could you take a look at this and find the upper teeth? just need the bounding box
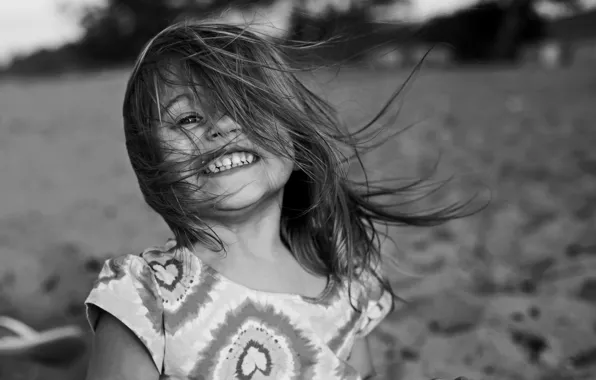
[206,152,255,174]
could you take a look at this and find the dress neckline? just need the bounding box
[178,245,339,305]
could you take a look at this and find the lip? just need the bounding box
[201,145,260,164]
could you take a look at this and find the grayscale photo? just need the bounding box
[0,0,595,379]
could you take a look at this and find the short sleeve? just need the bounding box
[354,265,394,338]
[85,254,164,373]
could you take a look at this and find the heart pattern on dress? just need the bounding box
[149,258,183,291]
[237,341,272,379]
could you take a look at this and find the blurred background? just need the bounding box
[0,0,595,379]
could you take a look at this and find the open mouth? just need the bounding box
[203,151,259,174]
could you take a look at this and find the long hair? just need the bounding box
[123,21,483,308]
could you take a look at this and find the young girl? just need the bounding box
[84,21,474,380]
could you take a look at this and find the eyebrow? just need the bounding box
[161,93,192,118]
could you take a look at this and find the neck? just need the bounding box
[195,192,289,262]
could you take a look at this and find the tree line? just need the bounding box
[1,0,582,76]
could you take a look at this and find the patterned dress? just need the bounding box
[85,239,392,380]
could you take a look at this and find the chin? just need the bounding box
[204,182,283,214]
[199,195,281,225]
[214,195,266,212]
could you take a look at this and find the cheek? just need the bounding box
[159,130,201,164]
[284,156,295,174]
[269,156,294,186]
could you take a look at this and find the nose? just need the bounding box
[205,116,241,141]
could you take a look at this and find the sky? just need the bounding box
[0,0,594,65]
[0,0,99,64]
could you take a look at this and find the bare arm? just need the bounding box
[347,336,376,380]
[85,312,160,380]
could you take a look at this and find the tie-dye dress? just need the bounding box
[85,239,392,380]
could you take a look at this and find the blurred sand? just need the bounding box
[0,65,595,379]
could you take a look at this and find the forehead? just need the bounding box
[154,63,202,100]
[159,83,197,105]
[149,64,212,118]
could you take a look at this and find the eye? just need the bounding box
[176,113,205,127]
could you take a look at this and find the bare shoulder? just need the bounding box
[86,311,160,380]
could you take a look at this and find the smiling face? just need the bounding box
[122,24,329,249]
[156,82,295,217]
